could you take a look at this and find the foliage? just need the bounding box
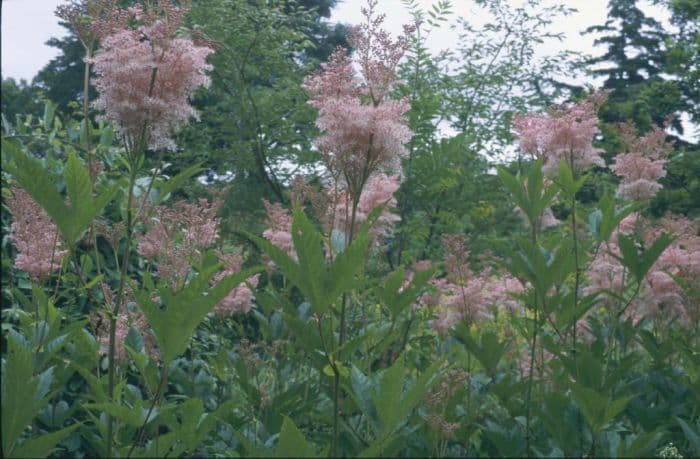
[1,0,699,458]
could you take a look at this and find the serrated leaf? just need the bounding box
[135,253,262,364]
[2,141,118,245]
[677,417,700,455]
[9,423,79,459]
[152,163,202,205]
[275,416,320,458]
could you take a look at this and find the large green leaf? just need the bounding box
[2,140,118,245]
[1,332,58,457]
[135,253,262,364]
[616,233,673,284]
[569,381,634,434]
[247,206,375,316]
[452,326,507,376]
[677,417,700,455]
[377,265,437,319]
[8,423,80,459]
[275,416,321,458]
[151,163,202,205]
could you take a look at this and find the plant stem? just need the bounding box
[525,297,538,457]
[127,364,169,458]
[571,194,580,357]
[106,163,138,457]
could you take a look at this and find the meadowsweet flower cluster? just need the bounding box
[138,198,222,288]
[587,212,700,326]
[610,123,672,201]
[303,0,413,202]
[6,187,67,281]
[426,235,525,335]
[262,174,402,257]
[513,93,607,175]
[56,0,131,49]
[210,251,260,316]
[329,173,401,241]
[88,0,213,151]
[262,199,296,261]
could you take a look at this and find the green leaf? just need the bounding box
[42,102,55,131]
[152,163,202,205]
[676,417,700,455]
[9,423,79,459]
[2,333,42,456]
[616,428,662,458]
[275,416,320,458]
[374,359,406,434]
[569,382,607,433]
[2,141,118,245]
[378,265,436,319]
[452,325,506,376]
[291,207,326,309]
[596,193,640,243]
[569,381,634,434]
[2,139,73,240]
[349,365,381,432]
[616,233,673,284]
[84,402,150,427]
[135,253,262,364]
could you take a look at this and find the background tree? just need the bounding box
[0,78,44,123]
[583,0,700,217]
[177,0,348,233]
[391,0,577,265]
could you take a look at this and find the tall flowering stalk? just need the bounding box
[514,92,607,358]
[81,0,214,454]
[301,2,413,453]
[303,0,413,243]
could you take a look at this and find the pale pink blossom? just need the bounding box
[513,93,607,175]
[425,235,527,334]
[610,125,672,201]
[262,200,296,261]
[138,198,222,288]
[587,212,700,327]
[330,173,401,242]
[210,252,259,316]
[6,187,68,281]
[303,0,413,200]
[88,0,213,151]
[515,206,561,231]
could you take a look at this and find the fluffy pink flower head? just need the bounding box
[6,187,68,281]
[425,235,527,335]
[513,93,606,175]
[303,0,413,199]
[330,173,401,242]
[210,252,260,316]
[88,0,213,152]
[586,212,700,326]
[610,124,672,201]
[94,283,159,363]
[262,199,296,261]
[138,198,222,288]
